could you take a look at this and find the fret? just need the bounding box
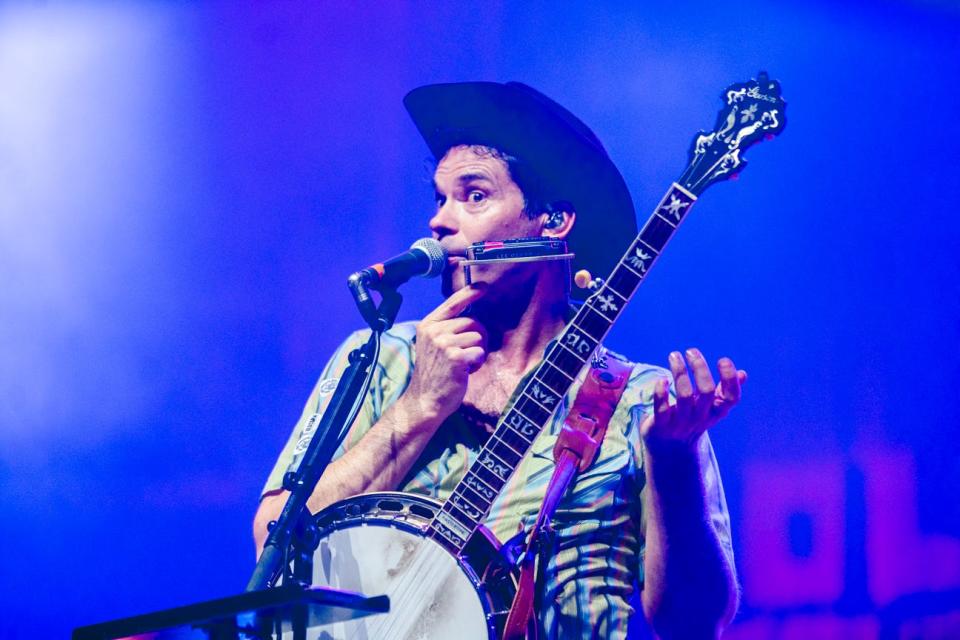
[585,300,614,322]
[655,212,678,228]
[639,214,675,253]
[449,492,485,521]
[490,429,525,458]
[638,237,659,254]
[510,407,537,432]
[434,509,471,542]
[482,444,513,469]
[429,522,466,552]
[569,320,601,343]
[504,411,539,442]
[520,390,552,415]
[601,284,627,303]
[470,464,506,496]
[621,239,656,278]
[556,338,590,362]
[497,422,534,453]
[656,184,696,225]
[488,436,522,467]
[559,328,598,360]
[512,402,545,429]
[532,370,567,399]
[455,484,494,514]
[477,450,512,481]
[543,358,575,383]
[546,343,589,380]
[575,307,612,344]
[513,395,552,425]
[443,500,481,530]
[524,379,561,411]
[619,260,643,278]
[606,265,642,300]
[463,470,498,502]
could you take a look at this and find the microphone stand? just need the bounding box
[247,276,402,606]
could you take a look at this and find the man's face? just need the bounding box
[430,145,543,296]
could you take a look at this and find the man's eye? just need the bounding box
[468,191,486,203]
[435,195,446,208]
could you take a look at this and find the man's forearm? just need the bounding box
[253,394,443,554]
[303,394,444,511]
[640,441,738,639]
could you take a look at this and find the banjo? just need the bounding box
[296,73,786,639]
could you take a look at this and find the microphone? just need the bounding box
[349,238,448,289]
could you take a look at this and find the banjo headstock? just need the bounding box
[678,71,787,196]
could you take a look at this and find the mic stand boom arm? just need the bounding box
[247,281,402,593]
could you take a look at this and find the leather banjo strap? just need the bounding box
[502,349,634,640]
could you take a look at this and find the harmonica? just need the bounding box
[462,238,574,285]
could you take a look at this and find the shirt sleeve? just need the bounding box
[259,329,375,498]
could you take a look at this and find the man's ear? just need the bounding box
[540,209,576,240]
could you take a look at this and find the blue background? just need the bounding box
[1,1,958,637]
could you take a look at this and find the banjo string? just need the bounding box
[347,532,447,639]
[381,540,452,638]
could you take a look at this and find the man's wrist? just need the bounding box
[642,435,708,508]
[389,392,447,437]
[643,433,702,465]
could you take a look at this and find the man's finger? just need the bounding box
[423,283,487,322]
[446,330,486,349]
[643,376,673,439]
[433,316,488,337]
[687,348,717,396]
[716,357,742,404]
[669,351,694,420]
[652,376,672,421]
[456,346,487,369]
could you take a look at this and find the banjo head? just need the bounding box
[299,492,510,640]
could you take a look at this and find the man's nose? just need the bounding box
[428,201,457,239]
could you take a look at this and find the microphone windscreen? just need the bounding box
[410,238,447,278]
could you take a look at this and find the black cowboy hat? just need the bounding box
[403,81,638,300]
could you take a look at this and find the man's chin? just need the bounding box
[441,273,453,298]
[441,268,460,298]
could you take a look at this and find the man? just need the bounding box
[255,82,744,639]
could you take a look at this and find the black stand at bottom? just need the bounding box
[72,585,389,640]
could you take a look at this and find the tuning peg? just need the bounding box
[574,269,593,289]
[575,269,604,292]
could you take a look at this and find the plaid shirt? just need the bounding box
[262,321,734,639]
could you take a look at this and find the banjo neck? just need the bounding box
[426,71,787,556]
[427,183,698,554]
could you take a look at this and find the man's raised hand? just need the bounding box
[641,348,747,454]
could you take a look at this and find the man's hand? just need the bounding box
[403,283,488,424]
[641,348,748,454]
